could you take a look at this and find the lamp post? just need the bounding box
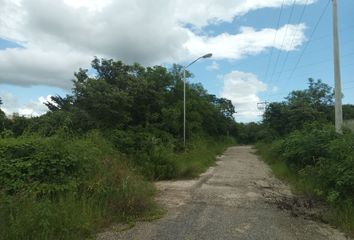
[183,53,212,147]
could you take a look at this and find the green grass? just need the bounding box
[255,143,300,191]
[173,136,235,178]
[255,142,354,237]
[323,200,354,235]
[0,132,158,240]
[0,134,234,240]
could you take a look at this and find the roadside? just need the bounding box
[97,146,349,240]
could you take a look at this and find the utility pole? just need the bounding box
[332,0,343,133]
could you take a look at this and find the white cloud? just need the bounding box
[0,92,52,117]
[185,24,306,60]
[221,70,267,122]
[0,46,90,89]
[206,61,219,71]
[173,0,315,28]
[0,0,313,89]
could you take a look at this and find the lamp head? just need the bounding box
[202,53,212,58]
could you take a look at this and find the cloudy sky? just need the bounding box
[0,0,353,121]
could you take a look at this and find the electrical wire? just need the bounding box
[262,0,286,83]
[268,0,297,88]
[272,0,309,87]
[286,0,331,83]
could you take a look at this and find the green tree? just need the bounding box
[44,58,235,139]
[263,78,334,136]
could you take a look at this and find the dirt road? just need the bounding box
[98,146,349,240]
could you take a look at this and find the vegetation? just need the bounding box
[252,79,354,235]
[0,58,236,239]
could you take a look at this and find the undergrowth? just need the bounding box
[0,130,234,240]
[256,124,354,236]
[0,131,157,240]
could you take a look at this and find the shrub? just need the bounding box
[109,127,178,180]
[0,136,81,195]
[316,131,354,202]
[257,124,354,235]
[0,132,156,240]
[280,123,337,170]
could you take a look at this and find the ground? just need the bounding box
[97,146,350,240]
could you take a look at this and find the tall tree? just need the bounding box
[264,79,334,136]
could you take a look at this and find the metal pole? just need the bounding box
[182,53,212,148]
[183,67,186,147]
[332,0,343,133]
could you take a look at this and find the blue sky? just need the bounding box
[0,0,353,122]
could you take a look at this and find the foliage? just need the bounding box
[0,58,237,239]
[257,126,354,236]
[0,132,157,240]
[280,123,337,170]
[30,58,234,138]
[172,136,235,178]
[255,78,354,235]
[343,104,354,120]
[109,128,234,180]
[263,79,334,137]
[235,122,277,144]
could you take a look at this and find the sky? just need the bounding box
[0,0,353,122]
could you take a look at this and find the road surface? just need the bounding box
[98,146,349,240]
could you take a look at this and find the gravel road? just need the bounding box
[97,146,350,240]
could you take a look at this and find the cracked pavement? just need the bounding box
[98,146,350,240]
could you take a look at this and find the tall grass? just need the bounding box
[173,136,235,178]
[0,132,157,240]
[256,127,354,237]
[0,131,234,240]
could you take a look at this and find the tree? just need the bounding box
[44,58,235,139]
[343,104,354,120]
[263,78,334,136]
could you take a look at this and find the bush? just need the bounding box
[110,129,234,180]
[109,127,178,180]
[315,131,354,202]
[0,136,81,195]
[0,132,156,240]
[280,123,337,170]
[257,124,354,236]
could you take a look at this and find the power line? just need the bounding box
[268,51,354,79]
[306,23,354,43]
[273,0,309,88]
[262,0,285,84]
[264,60,354,99]
[286,0,331,83]
[288,59,354,81]
[268,0,297,89]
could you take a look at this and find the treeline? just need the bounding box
[250,78,354,235]
[0,58,236,239]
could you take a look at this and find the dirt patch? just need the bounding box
[271,195,328,221]
[255,177,330,223]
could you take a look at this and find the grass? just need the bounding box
[0,134,234,240]
[173,136,235,178]
[0,132,158,240]
[324,200,354,235]
[255,142,354,237]
[0,172,159,240]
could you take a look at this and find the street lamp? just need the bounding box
[183,53,213,147]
